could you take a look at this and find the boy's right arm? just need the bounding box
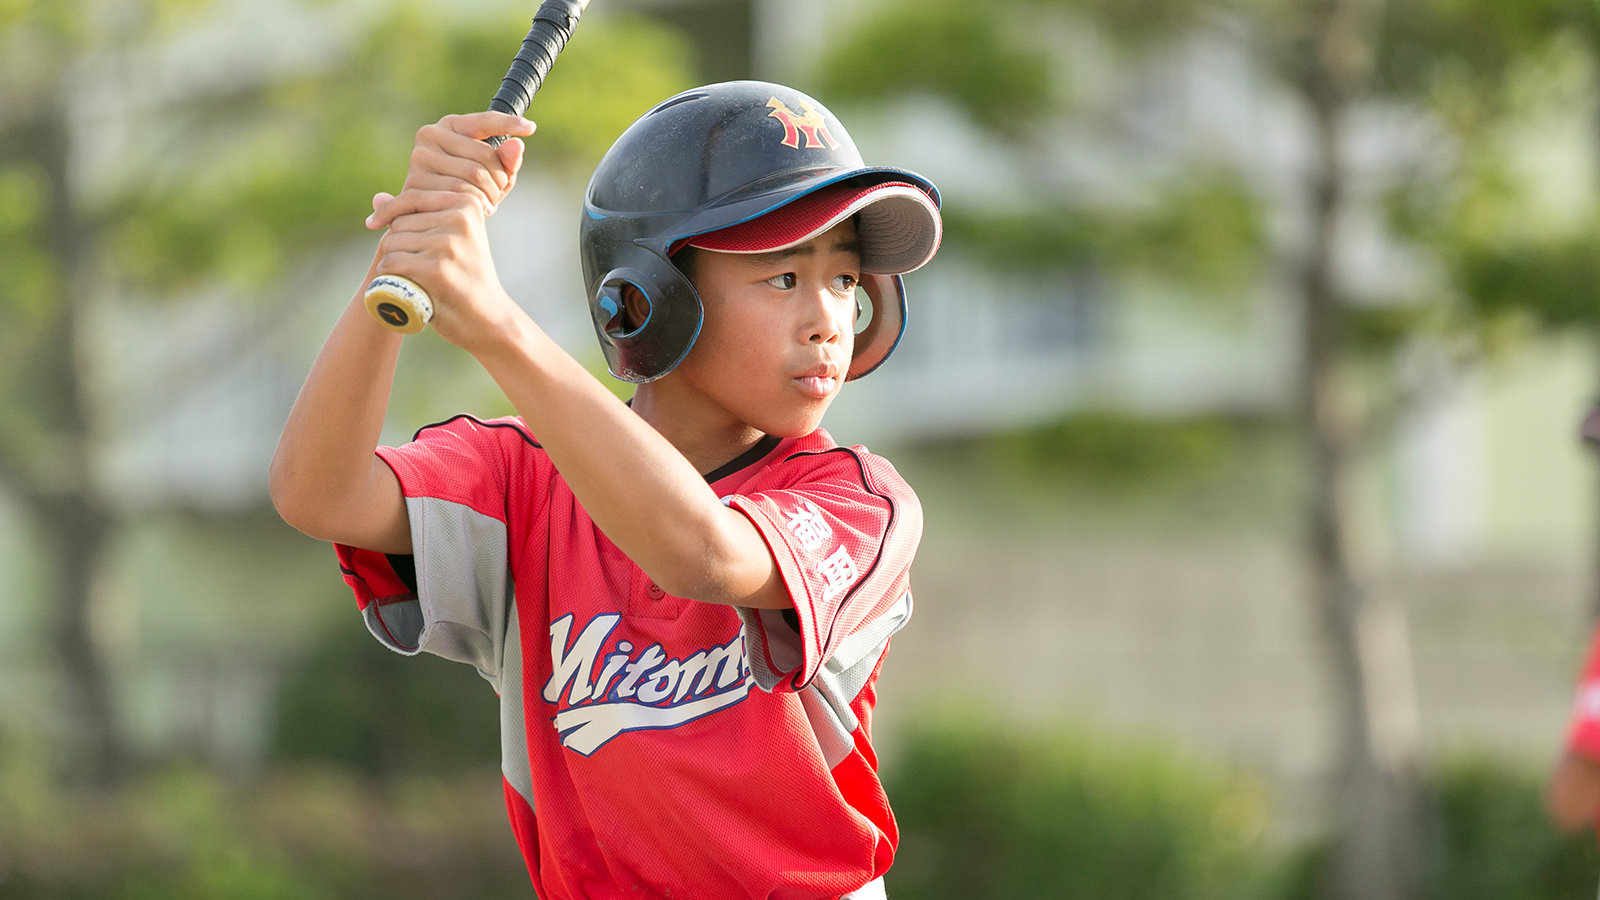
[268,256,411,554]
[270,111,529,554]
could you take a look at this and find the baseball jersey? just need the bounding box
[1566,625,1600,760]
[333,414,921,899]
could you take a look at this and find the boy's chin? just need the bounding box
[758,406,831,439]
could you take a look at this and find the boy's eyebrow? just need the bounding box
[746,237,864,266]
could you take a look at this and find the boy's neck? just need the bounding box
[628,385,770,477]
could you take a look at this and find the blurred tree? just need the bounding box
[1266,6,1427,899]
[1374,0,1600,615]
[818,1,1593,898]
[0,0,691,783]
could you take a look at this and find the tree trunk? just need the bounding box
[1588,342,1600,621]
[23,102,127,784]
[1295,1,1423,897]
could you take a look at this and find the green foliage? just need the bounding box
[0,750,526,899]
[0,163,56,324]
[883,723,1600,900]
[1453,232,1600,333]
[983,409,1242,488]
[1421,753,1600,900]
[943,169,1265,292]
[5,722,1599,898]
[1378,0,1562,103]
[815,0,1054,135]
[1372,0,1600,339]
[98,6,694,294]
[884,719,1280,900]
[1376,0,1600,113]
[1110,172,1268,293]
[270,617,500,777]
[0,0,86,48]
[1024,0,1206,45]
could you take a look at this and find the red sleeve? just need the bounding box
[1567,626,1600,759]
[372,414,520,519]
[332,415,538,668]
[727,446,921,691]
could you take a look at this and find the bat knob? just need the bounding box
[364,274,433,334]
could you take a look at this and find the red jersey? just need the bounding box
[1566,625,1600,760]
[334,415,920,899]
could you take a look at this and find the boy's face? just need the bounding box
[670,219,862,438]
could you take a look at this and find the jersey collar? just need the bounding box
[703,434,782,485]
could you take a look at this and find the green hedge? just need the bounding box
[883,722,1600,900]
[883,720,1281,899]
[1421,753,1599,900]
[5,723,1600,897]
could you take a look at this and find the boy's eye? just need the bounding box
[766,273,797,290]
[832,274,859,293]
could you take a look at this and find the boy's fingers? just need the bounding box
[367,192,399,229]
[409,135,515,203]
[435,112,536,144]
[372,114,532,230]
[367,189,482,231]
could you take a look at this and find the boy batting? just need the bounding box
[270,81,942,898]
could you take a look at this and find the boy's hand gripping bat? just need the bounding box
[364,0,591,334]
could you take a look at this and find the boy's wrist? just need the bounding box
[462,297,542,365]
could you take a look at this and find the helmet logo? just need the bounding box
[765,98,840,150]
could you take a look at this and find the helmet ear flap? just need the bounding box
[847,273,907,381]
[589,262,705,383]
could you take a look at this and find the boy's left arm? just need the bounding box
[725,453,922,691]
[375,118,790,611]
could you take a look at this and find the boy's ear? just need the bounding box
[621,283,651,333]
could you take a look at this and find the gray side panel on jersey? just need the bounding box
[775,592,913,768]
[821,590,913,701]
[362,495,511,685]
[741,607,804,691]
[499,601,535,810]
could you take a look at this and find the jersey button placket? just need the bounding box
[628,568,684,618]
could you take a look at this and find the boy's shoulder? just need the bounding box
[410,413,540,449]
[390,414,551,493]
[742,428,915,499]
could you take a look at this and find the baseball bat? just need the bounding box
[364,0,591,334]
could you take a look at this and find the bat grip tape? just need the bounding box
[484,2,584,145]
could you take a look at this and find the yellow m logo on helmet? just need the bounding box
[766,98,841,150]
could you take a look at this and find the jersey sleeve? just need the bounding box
[1567,625,1600,760]
[725,446,921,692]
[334,415,536,690]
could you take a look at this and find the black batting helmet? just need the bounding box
[579,80,942,383]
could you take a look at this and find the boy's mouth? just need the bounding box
[793,364,840,398]
[795,375,838,398]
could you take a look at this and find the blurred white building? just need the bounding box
[18,0,1591,791]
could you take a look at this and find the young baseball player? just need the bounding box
[1549,408,1600,835]
[1550,621,1600,832]
[270,81,942,899]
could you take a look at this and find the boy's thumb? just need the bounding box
[497,137,526,180]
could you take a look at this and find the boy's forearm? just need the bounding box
[270,259,411,552]
[471,312,785,609]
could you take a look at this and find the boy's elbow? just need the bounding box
[654,512,779,608]
[268,453,327,539]
[268,461,308,534]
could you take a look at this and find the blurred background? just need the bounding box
[5,0,1600,897]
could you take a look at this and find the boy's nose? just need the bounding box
[804,290,845,345]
